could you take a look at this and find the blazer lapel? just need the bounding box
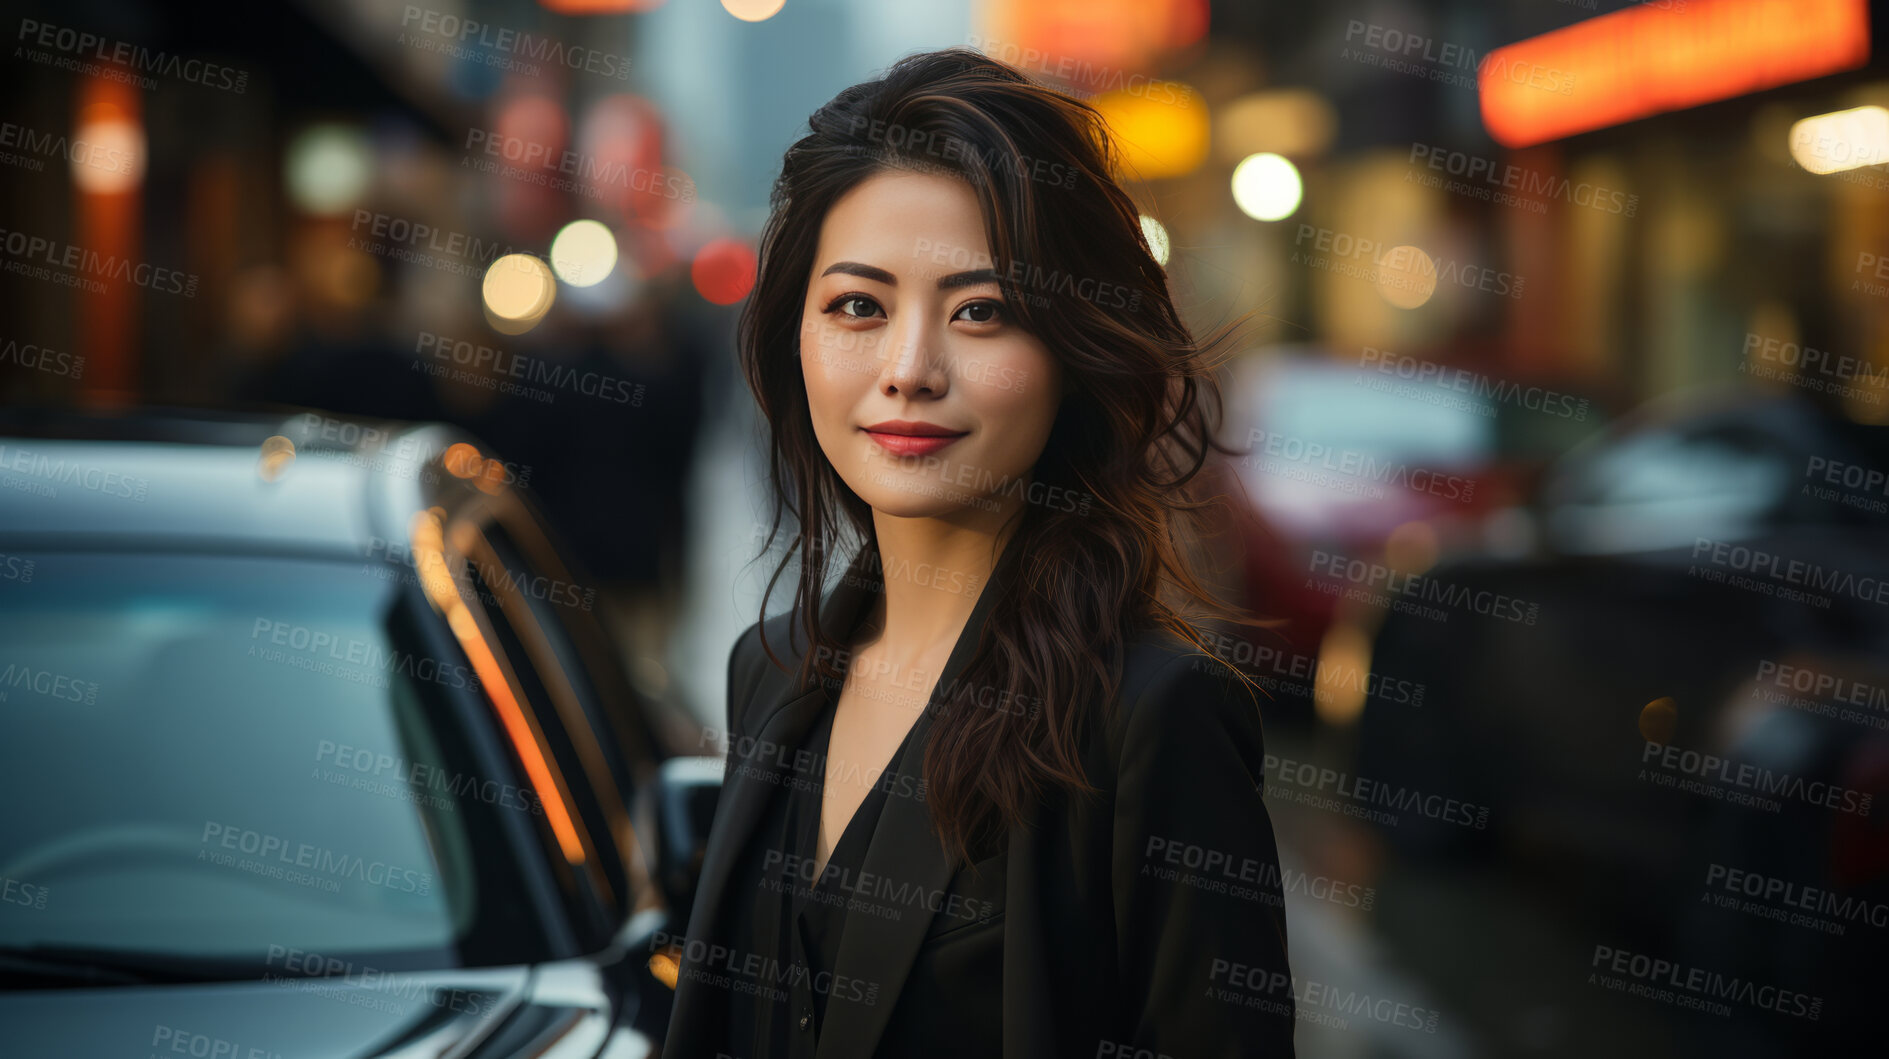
[670,559,880,1048]
[815,540,1021,1059]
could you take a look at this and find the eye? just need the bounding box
[827,295,883,320]
[953,300,1006,325]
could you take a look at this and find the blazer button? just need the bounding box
[799,1013,811,1031]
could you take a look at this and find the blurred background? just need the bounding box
[3,0,1889,1056]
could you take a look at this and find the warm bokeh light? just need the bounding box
[1139,215,1171,266]
[550,219,619,287]
[482,254,557,334]
[691,238,756,305]
[1231,152,1302,222]
[1375,245,1439,310]
[1217,89,1337,162]
[1639,696,1679,743]
[1314,622,1375,726]
[1789,105,1889,175]
[284,124,373,216]
[1480,0,1872,148]
[721,0,786,20]
[256,436,296,483]
[1094,82,1208,180]
[69,116,145,195]
[982,0,1208,76]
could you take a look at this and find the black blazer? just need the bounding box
[663,549,1296,1059]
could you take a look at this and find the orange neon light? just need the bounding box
[1479,0,1871,148]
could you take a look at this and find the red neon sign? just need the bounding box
[1479,0,1871,148]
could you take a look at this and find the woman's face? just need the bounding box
[800,168,1063,523]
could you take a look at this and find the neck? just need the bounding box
[857,505,1017,661]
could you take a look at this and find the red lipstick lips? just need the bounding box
[862,419,968,457]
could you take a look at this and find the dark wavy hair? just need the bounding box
[741,47,1250,866]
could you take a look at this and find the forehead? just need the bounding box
[812,168,989,271]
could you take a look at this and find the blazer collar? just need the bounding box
[677,538,1021,1058]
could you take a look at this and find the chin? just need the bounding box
[838,469,993,521]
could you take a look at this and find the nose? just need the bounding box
[877,315,950,399]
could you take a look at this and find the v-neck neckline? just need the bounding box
[805,687,928,894]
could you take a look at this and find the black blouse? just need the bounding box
[717,684,1005,1058]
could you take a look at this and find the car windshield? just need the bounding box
[0,552,559,984]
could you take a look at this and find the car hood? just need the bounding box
[0,961,643,1057]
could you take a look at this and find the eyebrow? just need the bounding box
[819,261,1000,291]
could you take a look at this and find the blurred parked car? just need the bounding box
[0,409,721,1057]
[1215,351,1518,724]
[1355,387,1889,1056]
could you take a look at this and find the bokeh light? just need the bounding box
[550,220,619,287]
[1094,82,1208,180]
[70,113,145,195]
[482,254,557,334]
[1375,245,1438,309]
[722,0,786,20]
[284,124,373,216]
[256,436,296,483]
[1230,152,1302,222]
[1789,105,1889,174]
[1139,215,1171,266]
[691,239,756,305]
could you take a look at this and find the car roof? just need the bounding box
[0,408,469,554]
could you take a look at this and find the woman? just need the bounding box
[663,47,1294,1059]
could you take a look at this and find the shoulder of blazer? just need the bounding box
[1101,629,1258,773]
[725,611,802,739]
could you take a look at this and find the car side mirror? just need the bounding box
[649,756,724,918]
